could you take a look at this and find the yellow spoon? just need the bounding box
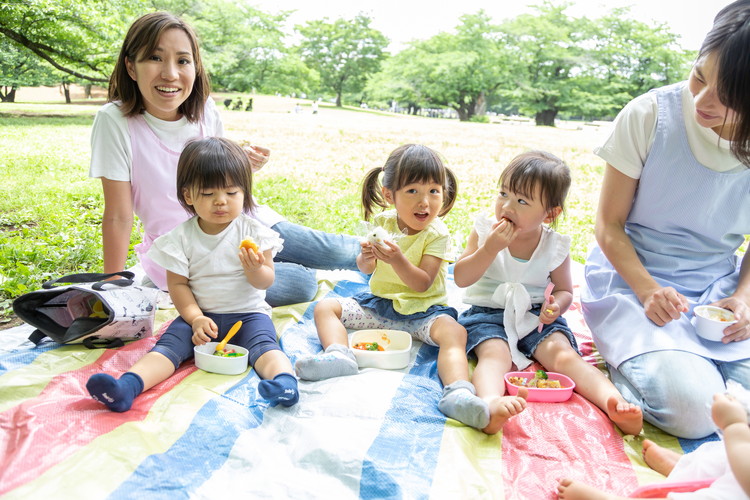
[215,320,243,353]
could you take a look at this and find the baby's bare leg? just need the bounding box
[642,439,681,476]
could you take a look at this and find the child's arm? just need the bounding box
[166,270,218,344]
[596,165,688,325]
[373,240,440,293]
[357,241,377,274]
[239,247,275,290]
[540,255,574,325]
[712,393,750,495]
[454,219,516,288]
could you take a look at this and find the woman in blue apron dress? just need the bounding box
[582,0,750,439]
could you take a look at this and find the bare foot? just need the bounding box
[606,396,643,436]
[642,439,681,476]
[557,478,627,500]
[482,387,528,434]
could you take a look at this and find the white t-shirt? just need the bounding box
[88,98,284,227]
[147,214,284,315]
[594,84,742,179]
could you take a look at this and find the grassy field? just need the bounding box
[0,92,608,321]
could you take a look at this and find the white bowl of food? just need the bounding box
[349,329,412,370]
[693,305,737,342]
[194,342,249,375]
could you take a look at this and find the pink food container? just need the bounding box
[504,371,575,402]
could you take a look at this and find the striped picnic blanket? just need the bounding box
[0,267,714,499]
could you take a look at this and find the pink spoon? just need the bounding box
[538,282,555,332]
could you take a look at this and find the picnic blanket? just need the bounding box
[0,265,716,499]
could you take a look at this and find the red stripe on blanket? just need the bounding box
[501,390,639,499]
[0,321,194,496]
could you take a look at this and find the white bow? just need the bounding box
[491,282,540,369]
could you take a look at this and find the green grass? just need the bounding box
[0,95,607,319]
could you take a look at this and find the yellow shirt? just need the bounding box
[369,210,452,315]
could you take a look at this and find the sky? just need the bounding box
[250,0,728,52]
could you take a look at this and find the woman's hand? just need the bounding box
[244,145,270,172]
[711,295,750,342]
[191,316,218,345]
[640,286,689,326]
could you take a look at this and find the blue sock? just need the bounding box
[258,373,299,407]
[86,372,144,413]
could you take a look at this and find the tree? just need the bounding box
[0,39,58,102]
[297,14,388,107]
[367,12,515,121]
[0,0,141,84]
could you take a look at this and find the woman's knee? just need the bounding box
[266,264,317,307]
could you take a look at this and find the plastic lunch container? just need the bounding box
[504,371,575,402]
[349,329,412,370]
[194,342,249,375]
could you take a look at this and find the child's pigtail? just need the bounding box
[361,166,387,221]
[439,166,458,217]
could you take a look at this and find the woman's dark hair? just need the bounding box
[176,137,255,215]
[109,11,210,122]
[499,151,571,228]
[699,0,750,164]
[361,144,458,221]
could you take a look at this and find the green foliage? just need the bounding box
[296,14,389,106]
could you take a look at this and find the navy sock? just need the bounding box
[258,373,299,407]
[86,372,144,413]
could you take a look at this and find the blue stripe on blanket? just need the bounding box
[678,433,719,454]
[359,344,444,500]
[0,340,58,375]
[108,373,266,500]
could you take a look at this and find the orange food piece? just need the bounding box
[239,238,258,253]
[353,342,384,351]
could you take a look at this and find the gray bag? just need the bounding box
[12,272,159,348]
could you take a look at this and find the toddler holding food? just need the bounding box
[295,144,491,430]
[454,151,642,435]
[86,137,298,411]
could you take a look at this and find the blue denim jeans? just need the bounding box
[265,221,360,307]
[610,350,750,439]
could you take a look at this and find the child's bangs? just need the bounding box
[394,149,446,189]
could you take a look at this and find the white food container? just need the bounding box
[693,305,736,342]
[194,342,249,375]
[349,329,412,370]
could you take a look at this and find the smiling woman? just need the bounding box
[88,11,361,308]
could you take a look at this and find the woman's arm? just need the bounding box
[595,164,688,325]
[101,178,134,275]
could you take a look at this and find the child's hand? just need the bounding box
[359,241,377,265]
[484,218,517,255]
[640,286,689,326]
[539,294,561,324]
[712,393,749,430]
[191,316,218,345]
[371,239,405,265]
[239,245,265,272]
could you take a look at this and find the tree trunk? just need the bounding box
[1,86,17,102]
[473,92,487,117]
[335,92,342,107]
[535,108,557,126]
[62,81,71,103]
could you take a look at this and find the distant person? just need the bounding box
[582,0,750,439]
[89,11,360,307]
[312,101,318,114]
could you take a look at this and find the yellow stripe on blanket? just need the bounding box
[2,368,243,500]
[430,422,504,499]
